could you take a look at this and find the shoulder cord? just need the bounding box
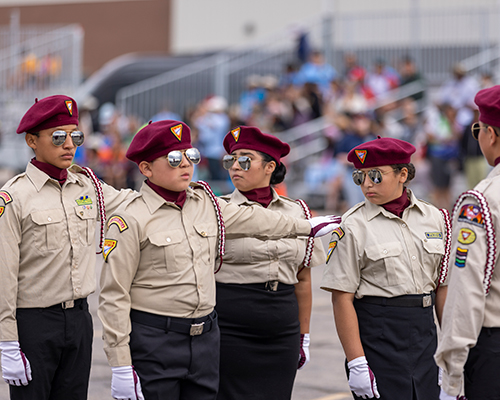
[196,181,226,273]
[79,167,106,254]
[295,199,314,274]
[452,190,497,295]
[436,208,452,289]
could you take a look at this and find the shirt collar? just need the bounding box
[24,162,85,191]
[140,181,200,214]
[225,187,281,206]
[364,188,426,221]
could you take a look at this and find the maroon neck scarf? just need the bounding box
[146,180,187,208]
[495,157,500,166]
[31,158,68,185]
[381,187,411,218]
[240,186,274,208]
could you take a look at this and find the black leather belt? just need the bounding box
[242,281,294,292]
[130,309,215,336]
[46,298,87,310]
[356,292,435,308]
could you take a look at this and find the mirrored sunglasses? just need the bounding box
[471,122,481,140]
[51,130,85,147]
[352,169,395,186]
[222,155,251,171]
[167,148,201,168]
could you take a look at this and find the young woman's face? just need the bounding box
[143,149,194,192]
[25,124,78,169]
[227,149,275,192]
[357,165,407,205]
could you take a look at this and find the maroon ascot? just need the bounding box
[17,95,79,134]
[474,85,500,127]
[223,126,290,165]
[347,136,416,169]
[126,120,193,164]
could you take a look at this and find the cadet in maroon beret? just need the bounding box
[97,121,341,400]
[216,126,327,400]
[436,85,500,399]
[320,136,451,399]
[0,95,135,400]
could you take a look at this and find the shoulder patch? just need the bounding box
[0,190,13,205]
[458,203,484,227]
[332,227,345,240]
[326,240,338,264]
[107,216,128,232]
[0,206,4,218]
[326,227,345,264]
[102,239,117,262]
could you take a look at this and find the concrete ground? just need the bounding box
[0,240,352,400]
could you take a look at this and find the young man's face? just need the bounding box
[146,149,194,192]
[26,124,78,169]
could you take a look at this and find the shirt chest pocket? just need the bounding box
[30,209,66,251]
[74,206,97,246]
[193,223,217,266]
[423,239,445,279]
[148,229,187,274]
[365,242,405,287]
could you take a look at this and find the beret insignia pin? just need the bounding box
[355,150,367,164]
[65,100,73,116]
[171,124,183,141]
[231,127,241,142]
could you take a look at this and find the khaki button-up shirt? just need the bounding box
[98,182,311,367]
[216,189,326,284]
[435,164,500,396]
[0,163,134,341]
[321,189,446,298]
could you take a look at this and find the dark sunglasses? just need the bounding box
[222,155,251,171]
[352,169,395,186]
[32,130,85,147]
[167,148,201,168]
[471,122,500,140]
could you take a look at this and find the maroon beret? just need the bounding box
[17,95,79,134]
[126,120,192,164]
[347,136,416,169]
[223,126,290,165]
[475,85,500,127]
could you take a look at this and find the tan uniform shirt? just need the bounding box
[435,164,500,396]
[321,189,446,297]
[98,182,311,367]
[216,188,326,284]
[0,163,134,341]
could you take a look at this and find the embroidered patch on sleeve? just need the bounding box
[457,228,476,245]
[75,195,93,206]
[455,247,468,268]
[458,204,484,227]
[0,206,4,218]
[326,240,338,264]
[0,190,13,205]
[332,227,345,240]
[102,239,117,262]
[425,232,443,239]
[107,216,128,232]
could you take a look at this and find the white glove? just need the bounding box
[298,333,310,370]
[0,341,32,386]
[111,366,145,400]
[308,215,342,237]
[439,388,458,400]
[347,356,380,399]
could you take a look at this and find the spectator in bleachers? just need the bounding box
[293,50,337,95]
[365,58,400,101]
[399,55,425,101]
[342,52,366,83]
[239,75,266,122]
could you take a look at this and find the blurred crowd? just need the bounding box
[35,45,494,212]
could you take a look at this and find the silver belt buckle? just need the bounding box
[422,295,432,308]
[265,281,279,292]
[190,322,205,336]
[62,300,74,309]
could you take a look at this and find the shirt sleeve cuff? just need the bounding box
[104,345,133,367]
[442,371,462,397]
[0,320,19,341]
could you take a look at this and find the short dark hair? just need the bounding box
[391,163,415,186]
[257,151,287,185]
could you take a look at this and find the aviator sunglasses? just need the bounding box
[471,122,500,140]
[166,148,201,168]
[222,155,252,171]
[352,168,395,186]
[32,130,85,147]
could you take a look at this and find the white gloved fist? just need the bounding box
[439,388,458,400]
[347,356,380,399]
[298,333,310,370]
[0,341,32,386]
[308,215,342,237]
[111,365,145,400]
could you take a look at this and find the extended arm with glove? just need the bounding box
[0,341,32,386]
[308,215,342,237]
